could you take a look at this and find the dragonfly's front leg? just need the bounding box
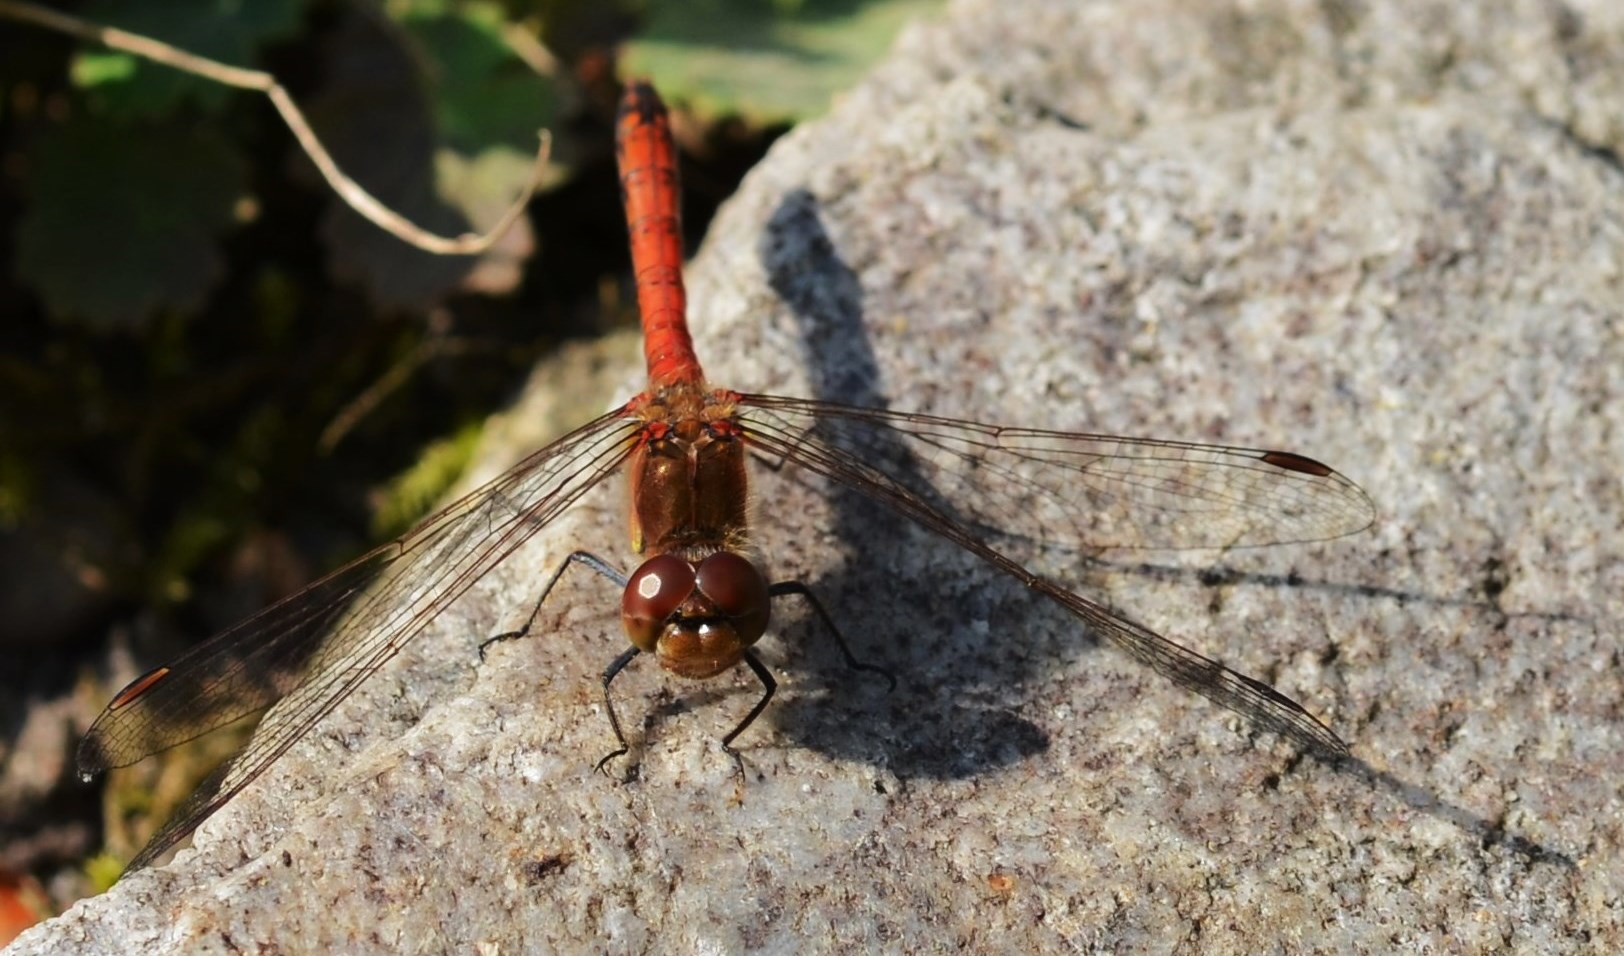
[478,550,627,659]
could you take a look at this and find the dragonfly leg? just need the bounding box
[768,580,899,692]
[480,550,627,660]
[720,650,777,781]
[595,647,641,774]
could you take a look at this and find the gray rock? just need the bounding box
[15,0,1621,952]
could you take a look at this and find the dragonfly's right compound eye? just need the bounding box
[694,551,770,645]
[621,554,697,652]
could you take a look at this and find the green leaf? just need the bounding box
[70,51,140,87]
[73,0,307,117]
[16,118,247,327]
[622,0,947,122]
[400,3,556,153]
[308,7,555,308]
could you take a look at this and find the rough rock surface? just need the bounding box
[13,0,1621,952]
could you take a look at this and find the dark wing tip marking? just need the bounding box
[1260,450,1334,477]
[76,734,112,780]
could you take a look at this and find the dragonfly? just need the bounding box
[79,80,1376,872]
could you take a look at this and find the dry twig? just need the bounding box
[0,0,550,255]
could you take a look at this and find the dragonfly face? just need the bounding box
[621,551,771,679]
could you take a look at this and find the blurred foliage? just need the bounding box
[370,418,485,540]
[72,0,306,117]
[81,853,125,896]
[25,0,559,324]
[17,117,246,327]
[622,0,945,122]
[0,0,574,633]
[401,3,551,152]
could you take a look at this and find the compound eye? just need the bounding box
[621,554,696,652]
[695,551,770,641]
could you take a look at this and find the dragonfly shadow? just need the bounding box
[1326,751,1578,869]
[1095,555,1588,630]
[1101,557,1583,867]
[748,190,1578,868]
[754,188,1049,779]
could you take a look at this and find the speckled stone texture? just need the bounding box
[13,0,1621,953]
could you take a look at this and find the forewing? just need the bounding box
[79,406,640,868]
[736,394,1374,551]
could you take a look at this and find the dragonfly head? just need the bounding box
[621,550,770,679]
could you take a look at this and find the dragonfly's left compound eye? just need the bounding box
[622,554,696,652]
[695,551,770,644]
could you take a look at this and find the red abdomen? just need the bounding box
[617,81,702,387]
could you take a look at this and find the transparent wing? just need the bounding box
[80,405,641,869]
[737,395,1372,756]
[737,394,1374,551]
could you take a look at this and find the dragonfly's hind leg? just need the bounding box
[768,580,898,691]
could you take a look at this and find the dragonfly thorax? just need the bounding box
[627,386,751,556]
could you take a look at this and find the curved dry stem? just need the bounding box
[0,0,551,256]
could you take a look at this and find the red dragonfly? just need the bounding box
[80,81,1375,871]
